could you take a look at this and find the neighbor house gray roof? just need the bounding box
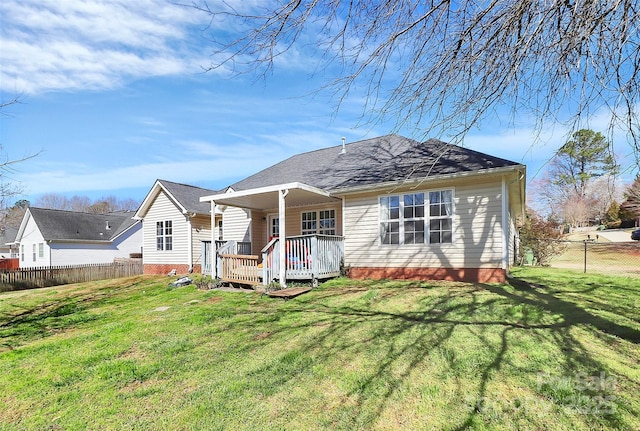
[231,134,522,192]
[26,207,139,242]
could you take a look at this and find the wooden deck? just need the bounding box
[265,287,312,300]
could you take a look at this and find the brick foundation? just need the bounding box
[348,267,506,283]
[144,264,200,276]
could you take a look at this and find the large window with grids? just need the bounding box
[301,209,336,235]
[156,220,173,251]
[379,190,453,245]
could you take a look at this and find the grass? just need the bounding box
[0,269,638,430]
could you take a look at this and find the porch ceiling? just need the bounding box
[199,182,341,210]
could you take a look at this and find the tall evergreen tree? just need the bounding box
[549,129,617,200]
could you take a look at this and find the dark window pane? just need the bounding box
[404,206,413,218]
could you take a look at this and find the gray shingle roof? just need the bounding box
[157,180,220,215]
[231,134,521,192]
[27,207,138,242]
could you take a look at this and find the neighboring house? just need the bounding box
[0,226,19,270]
[0,225,18,258]
[201,134,526,284]
[14,207,142,268]
[134,179,251,275]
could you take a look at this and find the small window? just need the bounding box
[301,209,336,235]
[156,220,173,251]
[319,210,336,235]
[301,211,317,235]
[38,243,44,258]
[32,244,36,262]
[21,245,24,262]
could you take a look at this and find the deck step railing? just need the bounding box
[218,253,261,285]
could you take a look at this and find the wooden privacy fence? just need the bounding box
[0,260,144,292]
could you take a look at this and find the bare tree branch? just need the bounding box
[193,1,640,148]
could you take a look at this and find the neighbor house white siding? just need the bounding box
[343,176,506,270]
[48,224,141,266]
[17,215,50,268]
[19,216,142,269]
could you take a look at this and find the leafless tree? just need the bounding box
[195,1,640,151]
[34,193,140,214]
[1,97,39,225]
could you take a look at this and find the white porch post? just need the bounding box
[279,188,288,288]
[210,200,217,278]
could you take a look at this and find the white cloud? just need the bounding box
[0,0,213,94]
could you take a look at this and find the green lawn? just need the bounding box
[1,269,638,430]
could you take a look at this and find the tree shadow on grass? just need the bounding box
[215,279,637,430]
[0,277,150,350]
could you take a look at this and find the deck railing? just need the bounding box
[261,235,344,285]
[218,253,261,285]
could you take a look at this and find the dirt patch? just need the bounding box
[208,296,223,303]
[254,332,271,340]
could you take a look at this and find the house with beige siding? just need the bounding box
[13,207,141,268]
[200,134,526,286]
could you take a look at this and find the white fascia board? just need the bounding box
[199,182,331,203]
[14,208,33,242]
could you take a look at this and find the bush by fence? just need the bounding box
[0,260,143,292]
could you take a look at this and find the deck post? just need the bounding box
[210,200,217,278]
[278,189,288,288]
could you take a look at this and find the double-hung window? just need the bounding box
[156,220,173,251]
[301,209,336,235]
[380,190,453,245]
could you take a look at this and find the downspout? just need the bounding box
[210,201,216,278]
[278,188,289,288]
[501,177,509,272]
[186,214,193,272]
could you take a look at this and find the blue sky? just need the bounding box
[1,0,636,206]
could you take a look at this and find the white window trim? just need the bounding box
[156,220,173,251]
[378,188,455,246]
[301,208,337,236]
